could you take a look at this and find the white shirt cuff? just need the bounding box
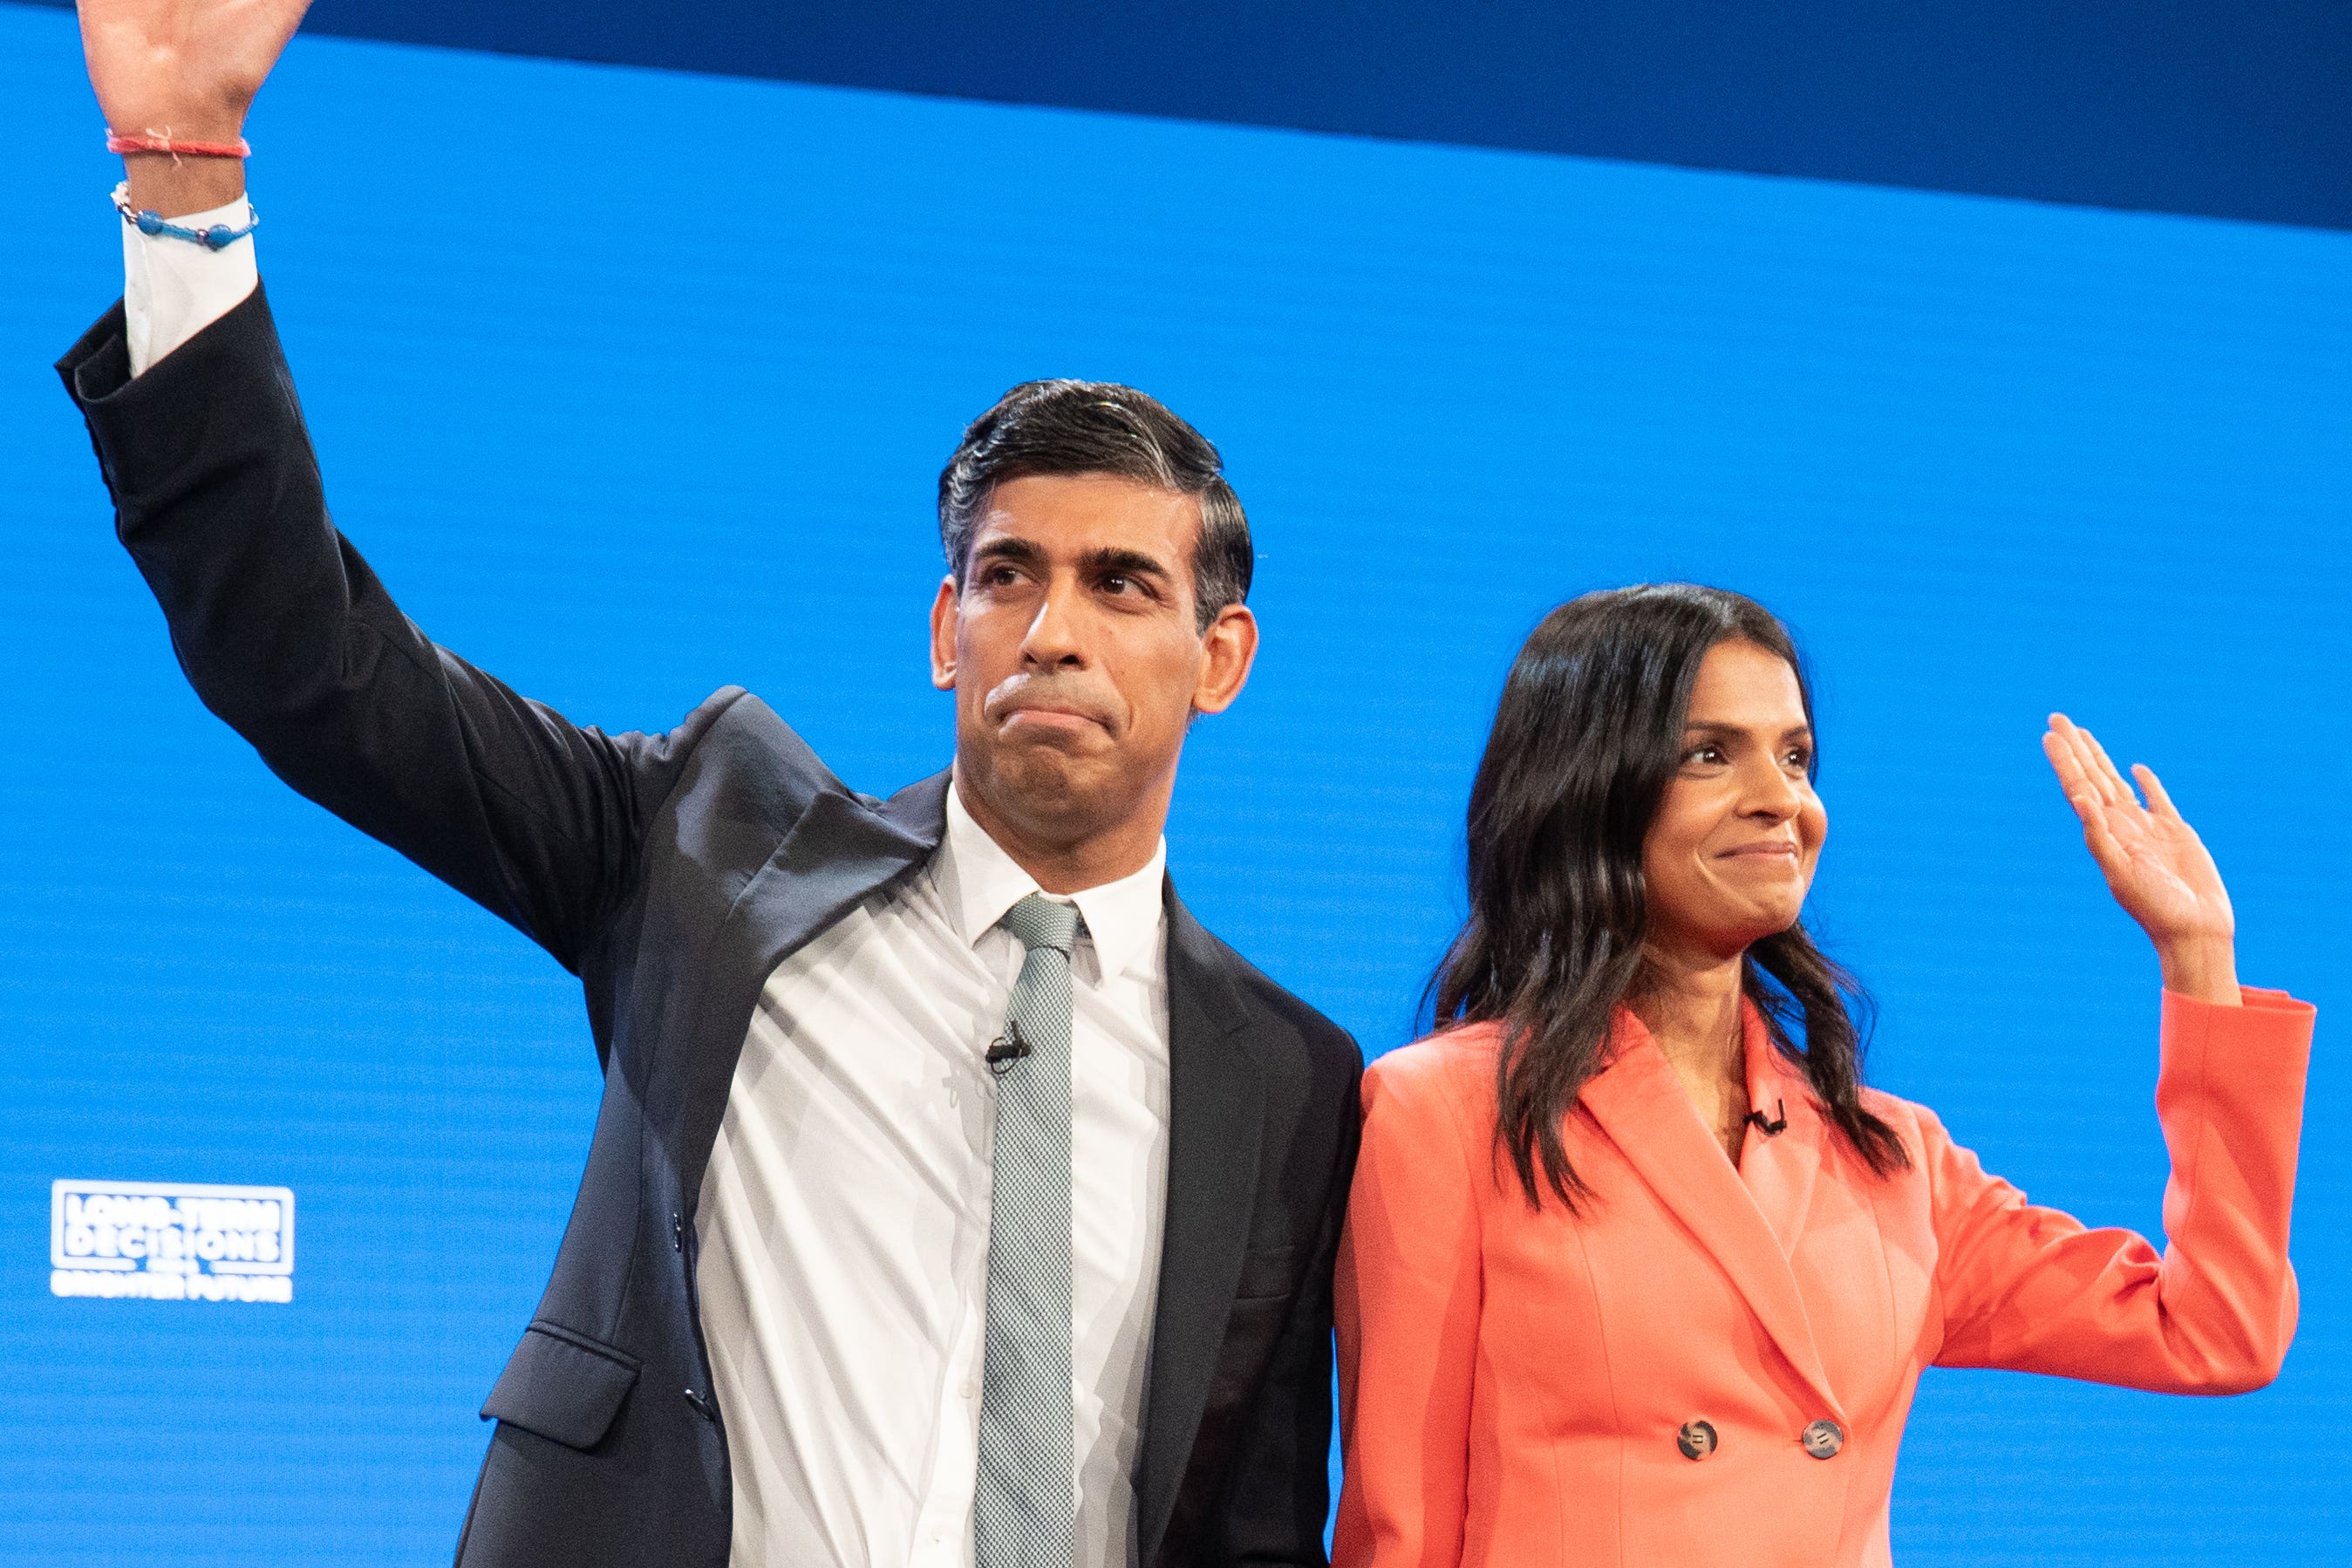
[117,181,260,378]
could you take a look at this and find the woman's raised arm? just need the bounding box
[1931,719,2313,1390]
[1926,985,2310,1390]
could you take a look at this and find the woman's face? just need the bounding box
[1640,638,1826,960]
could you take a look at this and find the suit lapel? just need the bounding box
[674,770,948,1210]
[1135,890,1265,1565]
[1578,1008,1844,1420]
[1737,1007,1824,1262]
[721,771,947,994]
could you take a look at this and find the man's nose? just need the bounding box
[1019,578,1087,667]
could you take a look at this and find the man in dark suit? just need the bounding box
[60,4,1361,1565]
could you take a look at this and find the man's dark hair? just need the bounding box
[937,379,1252,634]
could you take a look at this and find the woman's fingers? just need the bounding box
[2064,786,2131,881]
[2082,804,2128,874]
[2134,763,2185,823]
[2048,714,2111,806]
[2042,723,2101,817]
[2046,718,2144,881]
[2076,725,2141,809]
[2053,713,2147,814]
[2032,724,2107,818]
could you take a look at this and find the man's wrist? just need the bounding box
[109,99,252,216]
[122,149,247,220]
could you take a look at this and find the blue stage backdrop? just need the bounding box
[3,5,2347,1564]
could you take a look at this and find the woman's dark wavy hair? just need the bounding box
[1428,583,1910,1210]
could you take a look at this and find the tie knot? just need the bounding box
[1000,892,1082,956]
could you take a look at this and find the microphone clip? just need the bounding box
[1746,1098,1789,1137]
[985,1019,1030,1076]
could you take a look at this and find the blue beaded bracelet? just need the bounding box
[114,196,258,251]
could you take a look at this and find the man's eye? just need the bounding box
[1101,574,1133,594]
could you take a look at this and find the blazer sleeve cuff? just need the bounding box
[56,286,303,535]
[2162,985,2317,1029]
[2154,982,2312,1178]
[57,299,134,408]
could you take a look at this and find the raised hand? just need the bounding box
[2042,712,2240,1005]
[78,0,313,213]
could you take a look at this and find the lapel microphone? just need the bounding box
[1746,1098,1789,1136]
[985,1019,1030,1075]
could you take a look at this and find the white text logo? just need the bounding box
[51,1180,296,1304]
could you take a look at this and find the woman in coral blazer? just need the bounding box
[1334,585,2313,1568]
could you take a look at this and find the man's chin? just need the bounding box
[993,743,1097,795]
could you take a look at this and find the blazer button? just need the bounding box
[1675,1419,1718,1461]
[1801,1419,1844,1459]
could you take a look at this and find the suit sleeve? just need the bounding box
[1332,1050,1483,1568]
[1209,1059,1360,1567]
[56,289,722,973]
[1929,986,2315,1393]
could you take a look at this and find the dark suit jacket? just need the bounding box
[58,289,1363,1568]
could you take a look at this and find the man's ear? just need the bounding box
[929,576,960,691]
[1189,603,1258,717]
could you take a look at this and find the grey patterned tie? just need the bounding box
[975,893,1083,1568]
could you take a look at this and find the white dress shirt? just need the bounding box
[119,193,1176,1568]
[695,786,1170,1568]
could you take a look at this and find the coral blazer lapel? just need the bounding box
[1577,1008,1844,1421]
[1736,1006,1825,1263]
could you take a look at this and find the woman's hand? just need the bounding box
[2042,713,2240,1006]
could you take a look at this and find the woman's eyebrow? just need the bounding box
[1678,720,1814,747]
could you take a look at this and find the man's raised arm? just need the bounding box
[60,0,721,976]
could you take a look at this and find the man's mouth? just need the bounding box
[994,698,1114,737]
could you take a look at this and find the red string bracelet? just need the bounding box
[106,129,251,159]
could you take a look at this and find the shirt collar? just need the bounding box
[937,781,1168,981]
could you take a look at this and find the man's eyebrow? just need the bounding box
[1081,546,1176,582]
[971,536,1047,568]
